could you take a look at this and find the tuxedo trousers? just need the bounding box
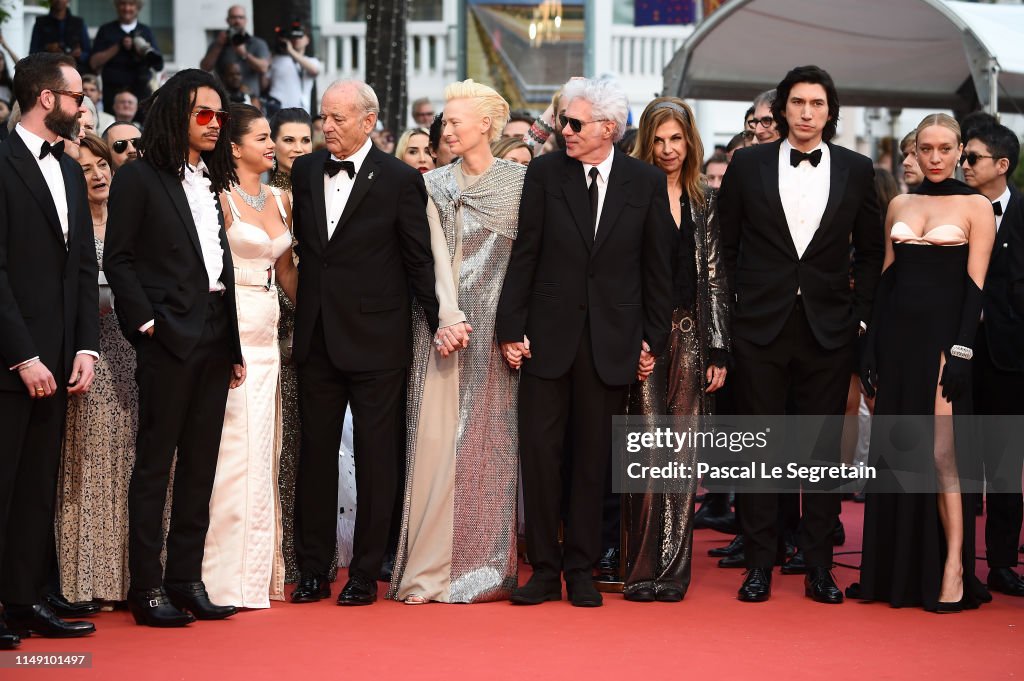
[732,300,852,569]
[973,323,1024,569]
[128,293,233,590]
[295,316,404,582]
[519,323,629,581]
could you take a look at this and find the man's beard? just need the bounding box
[45,106,80,141]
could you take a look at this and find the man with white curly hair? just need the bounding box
[497,77,680,607]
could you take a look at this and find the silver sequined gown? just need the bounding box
[388,159,525,603]
[623,189,730,598]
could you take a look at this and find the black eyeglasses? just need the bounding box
[960,152,995,166]
[191,108,229,127]
[111,137,140,154]
[559,114,608,134]
[751,116,775,129]
[50,89,86,107]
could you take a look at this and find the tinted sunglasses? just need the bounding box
[960,152,995,166]
[111,137,140,154]
[558,114,607,134]
[51,89,86,107]
[191,108,229,126]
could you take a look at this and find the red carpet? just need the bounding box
[8,501,1021,680]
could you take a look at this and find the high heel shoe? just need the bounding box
[935,594,967,613]
[403,595,428,605]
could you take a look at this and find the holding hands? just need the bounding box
[500,336,531,370]
[637,341,655,382]
[434,321,473,358]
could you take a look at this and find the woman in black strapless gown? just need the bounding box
[857,114,996,612]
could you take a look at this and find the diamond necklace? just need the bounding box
[233,182,266,212]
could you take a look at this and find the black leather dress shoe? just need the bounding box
[165,582,236,620]
[336,575,377,605]
[566,578,603,607]
[594,548,620,582]
[127,588,194,627]
[987,568,1024,597]
[738,568,772,602]
[45,592,101,618]
[831,521,846,547]
[291,573,331,603]
[623,584,656,602]
[780,550,807,575]
[4,603,96,637]
[804,567,844,604]
[0,623,21,650]
[693,508,739,535]
[709,534,744,558]
[510,576,561,605]
[655,586,683,602]
[718,551,746,568]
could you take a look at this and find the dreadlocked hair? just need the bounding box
[137,69,237,193]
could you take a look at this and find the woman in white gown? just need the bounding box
[202,104,298,608]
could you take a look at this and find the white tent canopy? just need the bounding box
[662,0,1024,113]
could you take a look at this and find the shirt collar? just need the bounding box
[120,20,139,32]
[183,159,210,184]
[583,147,615,182]
[331,136,374,174]
[781,138,826,158]
[16,123,59,158]
[995,185,1011,212]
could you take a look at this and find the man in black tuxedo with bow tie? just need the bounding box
[0,53,99,645]
[289,80,439,606]
[718,65,883,604]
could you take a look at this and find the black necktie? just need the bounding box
[588,167,600,233]
[325,158,355,179]
[789,148,822,168]
[992,201,1003,216]
[39,139,65,161]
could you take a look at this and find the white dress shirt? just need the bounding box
[583,148,615,235]
[778,139,830,259]
[325,136,374,241]
[994,185,1010,233]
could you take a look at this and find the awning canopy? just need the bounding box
[662,0,1024,113]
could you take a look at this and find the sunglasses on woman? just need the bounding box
[111,137,140,154]
[50,89,86,107]
[558,114,607,134]
[191,108,230,127]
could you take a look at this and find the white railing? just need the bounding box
[604,24,693,105]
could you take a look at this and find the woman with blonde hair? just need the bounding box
[388,79,526,604]
[394,127,435,174]
[623,96,731,602]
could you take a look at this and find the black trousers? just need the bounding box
[973,324,1024,570]
[732,301,852,569]
[519,325,629,581]
[0,378,68,606]
[128,294,233,590]
[295,317,405,582]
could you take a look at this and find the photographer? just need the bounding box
[199,5,269,101]
[29,0,92,72]
[89,0,164,114]
[265,23,320,116]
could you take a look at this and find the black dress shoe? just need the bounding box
[127,588,194,627]
[0,623,21,650]
[165,582,236,620]
[831,521,846,547]
[708,534,744,558]
[291,573,331,603]
[336,575,377,605]
[623,584,656,602]
[804,567,844,604]
[693,509,739,535]
[594,547,620,582]
[780,551,807,575]
[987,568,1024,597]
[655,586,684,602]
[718,551,746,568]
[737,568,772,602]
[566,578,603,607]
[45,592,101,618]
[510,576,562,605]
[4,603,96,637]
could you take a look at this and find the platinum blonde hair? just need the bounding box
[325,79,380,116]
[444,79,510,142]
[560,77,629,142]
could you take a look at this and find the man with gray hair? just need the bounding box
[751,89,779,144]
[497,77,679,607]
[288,80,440,606]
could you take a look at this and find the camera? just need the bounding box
[229,27,250,47]
[274,22,306,53]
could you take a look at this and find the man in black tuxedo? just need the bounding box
[963,123,1024,598]
[718,65,883,603]
[104,69,245,627]
[496,77,676,607]
[0,54,98,646]
[289,80,440,606]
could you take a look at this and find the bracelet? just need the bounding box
[950,344,973,360]
[527,121,551,145]
[16,359,38,372]
[534,116,554,134]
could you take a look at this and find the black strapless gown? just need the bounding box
[857,242,989,611]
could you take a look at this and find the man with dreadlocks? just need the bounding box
[104,69,246,628]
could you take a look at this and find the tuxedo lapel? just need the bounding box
[758,141,797,257]
[157,168,204,263]
[7,131,64,246]
[561,155,593,251]
[311,150,329,248]
[808,143,850,256]
[592,149,631,256]
[333,150,380,241]
[992,186,1021,261]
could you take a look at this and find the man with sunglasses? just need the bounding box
[104,69,244,627]
[0,53,98,645]
[962,122,1024,600]
[497,77,677,607]
[102,120,140,170]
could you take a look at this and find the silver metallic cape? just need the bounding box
[388,159,526,603]
[624,187,731,597]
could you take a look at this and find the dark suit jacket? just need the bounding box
[103,159,242,363]
[983,184,1024,372]
[0,129,98,391]
[290,144,439,372]
[718,139,883,349]
[495,148,677,386]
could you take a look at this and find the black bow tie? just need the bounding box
[39,139,65,161]
[324,158,356,179]
[790,148,822,168]
[993,201,1003,216]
